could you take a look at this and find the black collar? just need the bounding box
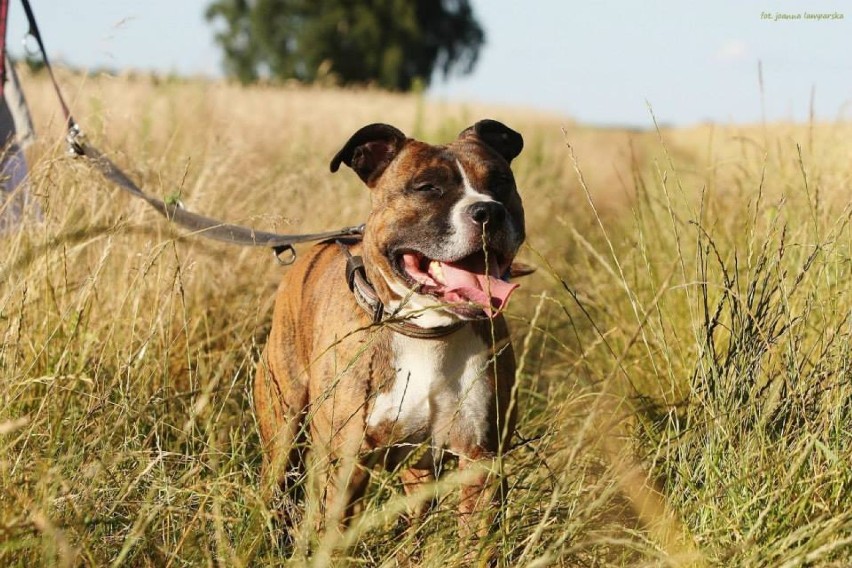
[336,240,466,339]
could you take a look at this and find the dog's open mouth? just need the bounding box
[399,250,519,317]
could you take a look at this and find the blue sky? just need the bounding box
[8,1,851,127]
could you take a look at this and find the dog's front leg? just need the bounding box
[317,452,371,533]
[400,467,437,524]
[458,453,503,564]
[311,428,370,533]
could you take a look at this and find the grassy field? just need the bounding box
[2,69,852,566]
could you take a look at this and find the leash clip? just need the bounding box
[273,244,297,266]
[66,123,85,156]
[21,31,39,57]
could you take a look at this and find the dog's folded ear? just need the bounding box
[459,119,524,164]
[330,123,407,186]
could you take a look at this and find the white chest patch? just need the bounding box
[366,326,493,451]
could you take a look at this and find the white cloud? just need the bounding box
[715,40,749,62]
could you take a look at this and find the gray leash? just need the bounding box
[22,0,365,265]
[68,127,364,264]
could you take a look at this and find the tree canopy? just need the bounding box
[205,0,485,90]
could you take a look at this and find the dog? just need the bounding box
[254,119,526,551]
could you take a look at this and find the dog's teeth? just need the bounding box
[429,260,445,284]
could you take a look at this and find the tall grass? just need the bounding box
[1,69,851,566]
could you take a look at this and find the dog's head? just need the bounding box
[331,120,525,327]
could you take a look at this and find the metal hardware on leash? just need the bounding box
[66,123,84,156]
[273,244,297,265]
[332,224,367,239]
[21,31,38,57]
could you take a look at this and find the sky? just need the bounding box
[6,1,851,127]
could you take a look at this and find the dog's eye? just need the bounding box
[413,183,442,195]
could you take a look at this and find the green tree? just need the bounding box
[205,0,485,90]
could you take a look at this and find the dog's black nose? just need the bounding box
[467,201,506,227]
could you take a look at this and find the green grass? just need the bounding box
[2,72,852,566]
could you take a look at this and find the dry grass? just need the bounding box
[2,69,852,566]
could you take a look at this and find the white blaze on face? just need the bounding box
[446,159,495,258]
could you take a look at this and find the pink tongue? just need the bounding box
[439,257,519,317]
